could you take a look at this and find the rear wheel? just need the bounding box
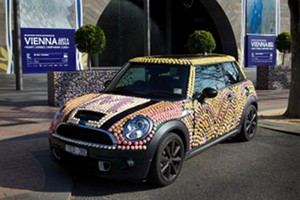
[148,133,184,186]
[237,104,258,141]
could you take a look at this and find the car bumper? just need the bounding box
[49,134,153,181]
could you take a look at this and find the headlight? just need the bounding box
[123,116,153,141]
[52,106,65,125]
[49,106,65,134]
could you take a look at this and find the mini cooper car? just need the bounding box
[49,54,258,186]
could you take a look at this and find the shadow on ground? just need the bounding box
[0,133,71,194]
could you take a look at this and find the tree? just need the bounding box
[75,24,106,70]
[275,32,291,66]
[286,0,300,118]
[187,30,216,54]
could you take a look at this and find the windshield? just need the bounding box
[105,63,190,100]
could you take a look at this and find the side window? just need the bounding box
[222,62,244,86]
[194,64,226,94]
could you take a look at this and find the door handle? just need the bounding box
[245,87,250,96]
[227,94,233,101]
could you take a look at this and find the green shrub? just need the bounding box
[187,30,216,54]
[275,32,291,65]
[75,24,106,70]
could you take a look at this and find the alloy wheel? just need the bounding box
[245,107,257,138]
[159,139,183,181]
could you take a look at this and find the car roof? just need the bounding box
[129,54,236,65]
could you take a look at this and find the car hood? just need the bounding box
[64,93,186,130]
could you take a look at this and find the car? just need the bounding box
[48,54,258,186]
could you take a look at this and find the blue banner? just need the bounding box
[246,35,277,67]
[21,28,76,73]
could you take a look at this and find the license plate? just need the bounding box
[65,144,87,157]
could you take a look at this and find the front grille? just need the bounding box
[56,124,114,145]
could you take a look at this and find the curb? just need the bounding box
[258,119,300,136]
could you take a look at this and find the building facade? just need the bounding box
[0,0,291,73]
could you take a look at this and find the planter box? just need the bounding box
[48,68,120,106]
[256,65,291,90]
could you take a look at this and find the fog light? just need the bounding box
[98,161,112,172]
[126,159,135,167]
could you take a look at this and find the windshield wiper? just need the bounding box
[106,88,130,94]
[146,92,182,98]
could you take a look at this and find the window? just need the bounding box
[115,66,146,88]
[194,64,226,94]
[106,63,189,99]
[222,62,244,86]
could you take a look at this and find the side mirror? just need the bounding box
[104,80,111,88]
[202,87,218,98]
[197,87,218,102]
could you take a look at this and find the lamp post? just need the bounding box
[144,0,150,56]
[13,0,23,90]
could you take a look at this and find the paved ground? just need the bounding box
[72,127,300,200]
[0,72,299,200]
[0,74,71,200]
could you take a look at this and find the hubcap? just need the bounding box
[160,139,183,181]
[245,108,257,137]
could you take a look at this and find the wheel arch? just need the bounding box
[241,95,258,119]
[150,120,190,154]
[237,94,258,141]
[234,94,258,132]
[241,94,258,120]
[251,96,258,109]
[143,120,190,176]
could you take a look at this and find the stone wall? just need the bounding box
[216,0,242,62]
[48,68,120,106]
[83,0,242,60]
[256,66,291,90]
[0,0,291,74]
[82,0,110,25]
[280,0,290,33]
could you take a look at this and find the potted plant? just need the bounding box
[256,32,292,90]
[48,25,117,106]
[275,32,291,66]
[74,24,106,70]
[187,30,216,54]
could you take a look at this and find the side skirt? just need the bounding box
[185,128,240,160]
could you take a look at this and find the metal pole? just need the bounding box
[166,0,172,54]
[144,0,151,56]
[13,0,23,90]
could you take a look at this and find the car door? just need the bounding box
[221,61,249,129]
[191,63,234,148]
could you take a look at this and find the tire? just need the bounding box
[237,104,258,141]
[148,133,185,186]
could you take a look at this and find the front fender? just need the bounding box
[149,120,190,154]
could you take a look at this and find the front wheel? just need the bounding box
[148,133,185,186]
[237,104,258,141]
